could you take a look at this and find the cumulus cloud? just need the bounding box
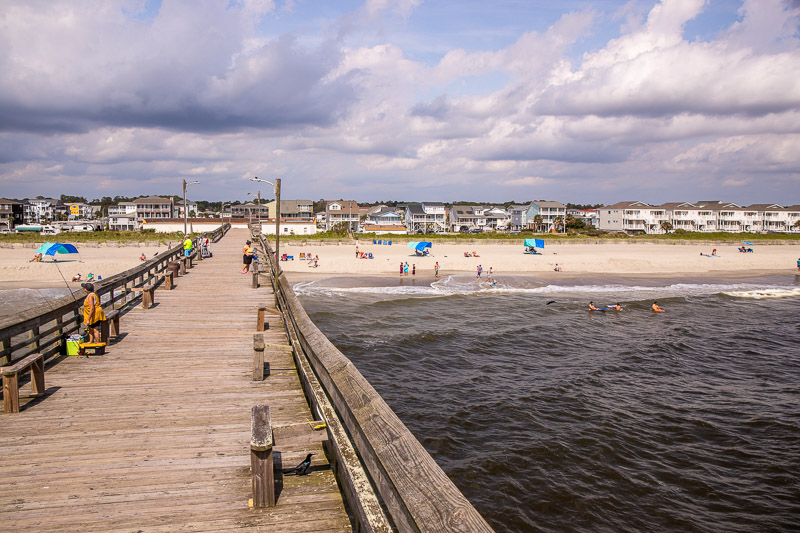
[0,0,798,202]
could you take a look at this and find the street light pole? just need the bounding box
[249,177,281,265]
[182,179,199,236]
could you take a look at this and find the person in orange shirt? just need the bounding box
[242,240,255,274]
[81,283,106,344]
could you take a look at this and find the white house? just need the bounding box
[108,201,139,231]
[405,202,447,233]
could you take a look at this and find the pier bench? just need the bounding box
[250,404,275,508]
[100,309,121,344]
[2,353,45,413]
[156,271,174,290]
[130,284,155,310]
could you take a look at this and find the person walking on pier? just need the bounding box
[242,240,255,274]
[183,235,193,257]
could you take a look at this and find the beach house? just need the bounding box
[525,201,567,232]
[405,202,447,233]
[450,205,510,232]
[23,197,61,224]
[264,200,314,220]
[134,196,175,223]
[325,201,360,232]
[365,205,405,226]
[0,198,24,232]
[600,200,800,234]
[108,201,139,231]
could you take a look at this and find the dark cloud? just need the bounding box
[410,95,452,119]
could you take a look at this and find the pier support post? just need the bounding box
[250,405,275,508]
[253,334,265,381]
[256,305,269,332]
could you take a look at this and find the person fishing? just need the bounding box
[81,282,106,344]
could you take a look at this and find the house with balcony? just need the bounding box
[231,202,269,220]
[507,205,528,231]
[0,198,24,232]
[263,200,314,220]
[108,202,139,231]
[23,198,61,224]
[599,201,655,234]
[325,201,360,232]
[450,205,510,232]
[365,205,405,226]
[525,201,566,232]
[174,200,200,219]
[405,202,447,233]
[134,196,175,223]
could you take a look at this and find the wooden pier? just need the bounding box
[0,229,351,531]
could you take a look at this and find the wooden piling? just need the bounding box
[250,404,275,508]
[253,333,265,381]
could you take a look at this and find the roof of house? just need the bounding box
[274,200,313,214]
[745,203,784,210]
[406,204,425,215]
[531,200,566,208]
[135,196,173,204]
[325,200,358,211]
[658,202,700,210]
[0,198,24,204]
[362,224,408,230]
[604,201,653,209]
[421,202,445,207]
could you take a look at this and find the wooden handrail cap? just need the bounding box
[251,405,273,451]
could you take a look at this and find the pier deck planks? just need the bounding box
[0,229,351,531]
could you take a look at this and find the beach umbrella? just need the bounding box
[41,243,80,258]
[415,242,432,252]
[524,239,544,249]
[407,241,419,248]
[35,242,56,254]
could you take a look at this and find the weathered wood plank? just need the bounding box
[0,228,350,531]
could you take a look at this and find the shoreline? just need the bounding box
[283,268,798,284]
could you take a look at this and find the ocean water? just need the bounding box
[296,274,800,533]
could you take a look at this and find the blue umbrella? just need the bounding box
[39,242,80,259]
[415,242,432,252]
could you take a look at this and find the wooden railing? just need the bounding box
[251,226,493,533]
[0,224,230,367]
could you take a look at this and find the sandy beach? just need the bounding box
[1,240,798,289]
[0,245,169,289]
[276,241,800,281]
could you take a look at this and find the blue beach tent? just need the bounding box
[36,242,80,259]
[524,239,544,254]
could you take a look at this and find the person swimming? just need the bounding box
[589,301,599,311]
[652,301,664,312]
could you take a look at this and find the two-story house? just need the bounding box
[405,202,447,233]
[326,201,360,232]
[134,196,174,223]
[0,198,25,232]
[108,202,139,231]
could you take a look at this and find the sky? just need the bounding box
[1,0,799,205]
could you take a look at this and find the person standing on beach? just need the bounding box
[434,262,440,278]
[403,262,409,275]
[400,262,403,275]
[242,240,255,274]
[477,265,482,279]
[412,264,416,276]
[81,283,105,344]
[355,246,359,258]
